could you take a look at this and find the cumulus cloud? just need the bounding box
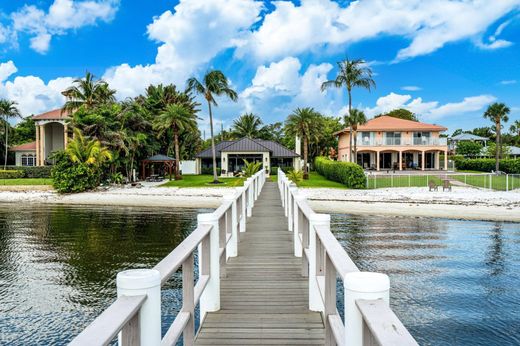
[365,92,496,121]
[104,0,263,99]
[10,0,119,53]
[236,0,519,62]
[0,61,17,82]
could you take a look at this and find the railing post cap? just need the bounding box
[117,269,161,290]
[344,272,389,293]
[309,213,330,223]
[198,212,218,223]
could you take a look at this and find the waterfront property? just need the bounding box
[335,116,449,171]
[195,137,300,175]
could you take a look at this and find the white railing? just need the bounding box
[70,170,266,346]
[362,138,448,146]
[278,169,418,346]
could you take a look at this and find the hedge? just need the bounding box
[270,167,278,175]
[454,157,520,174]
[314,156,366,189]
[0,170,25,179]
[5,166,52,178]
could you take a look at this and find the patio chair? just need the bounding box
[428,180,438,192]
[442,179,452,192]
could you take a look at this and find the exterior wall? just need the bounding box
[180,160,197,175]
[14,151,37,166]
[35,120,67,166]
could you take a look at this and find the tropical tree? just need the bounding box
[153,104,197,180]
[231,113,264,138]
[483,102,510,172]
[345,109,367,163]
[321,57,375,161]
[510,120,520,137]
[62,72,116,113]
[0,99,21,169]
[376,108,417,121]
[186,70,238,183]
[66,128,112,167]
[285,107,320,179]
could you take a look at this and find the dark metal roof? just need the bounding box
[144,154,175,162]
[196,138,299,158]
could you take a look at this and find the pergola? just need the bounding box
[141,154,176,180]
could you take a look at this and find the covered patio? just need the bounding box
[140,154,176,181]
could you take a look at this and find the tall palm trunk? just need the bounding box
[303,136,309,179]
[207,101,219,183]
[4,117,8,170]
[174,129,181,180]
[353,125,358,164]
[496,121,501,172]
[347,87,353,162]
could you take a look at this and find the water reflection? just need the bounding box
[0,204,208,345]
[331,214,520,346]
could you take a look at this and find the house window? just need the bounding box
[21,154,36,166]
[21,155,27,166]
[385,132,401,145]
[357,132,373,146]
[414,132,431,145]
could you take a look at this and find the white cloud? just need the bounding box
[10,0,119,53]
[104,0,263,99]
[0,61,72,117]
[237,0,520,62]
[500,79,517,85]
[365,92,496,121]
[401,86,421,91]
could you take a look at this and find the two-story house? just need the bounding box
[335,116,448,171]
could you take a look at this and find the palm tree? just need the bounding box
[62,71,116,113]
[510,120,520,137]
[186,70,238,183]
[483,102,510,172]
[0,100,21,170]
[66,128,112,166]
[345,109,367,164]
[285,107,319,179]
[232,113,263,138]
[153,104,197,180]
[321,58,375,162]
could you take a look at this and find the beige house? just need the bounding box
[335,116,448,171]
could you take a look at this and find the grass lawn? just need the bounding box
[448,174,520,191]
[296,172,347,189]
[0,178,53,186]
[367,175,442,189]
[160,175,245,188]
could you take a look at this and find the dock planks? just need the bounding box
[195,182,325,345]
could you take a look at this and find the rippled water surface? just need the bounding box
[331,214,520,346]
[0,204,207,345]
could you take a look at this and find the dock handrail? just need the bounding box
[70,169,266,346]
[278,169,418,346]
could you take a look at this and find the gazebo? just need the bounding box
[141,154,176,180]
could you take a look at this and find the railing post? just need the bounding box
[284,180,289,217]
[294,195,304,257]
[344,272,390,346]
[324,253,336,346]
[288,185,297,232]
[240,187,247,232]
[224,196,238,257]
[183,253,195,345]
[246,178,253,217]
[308,213,330,312]
[197,213,220,319]
[116,269,161,346]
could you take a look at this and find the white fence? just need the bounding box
[70,170,266,346]
[279,170,418,346]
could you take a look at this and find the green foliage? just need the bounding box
[110,172,124,184]
[11,117,36,145]
[454,157,520,173]
[376,108,417,121]
[270,167,278,175]
[0,169,24,179]
[314,156,366,188]
[62,71,116,113]
[485,142,511,158]
[66,128,113,166]
[5,165,52,178]
[287,170,304,183]
[243,159,262,177]
[51,151,100,193]
[201,167,221,175]
[455,141,483,156]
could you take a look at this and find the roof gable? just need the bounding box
[32,109,70,120]
[220,138,270,153]
[9,141,36,151]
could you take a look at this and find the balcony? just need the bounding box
[356,137,447,147]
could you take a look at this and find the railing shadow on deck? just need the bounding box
[69,170,266,346]
[278,169,419,346]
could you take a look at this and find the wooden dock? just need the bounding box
[195,182,325,345]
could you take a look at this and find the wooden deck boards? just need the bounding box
[195,182,325,345]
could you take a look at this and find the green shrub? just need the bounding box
[51,151,100,193]
[243,160,262,177]
[455,158,520,173]
[0,170,25,179]
[314,156,366,189]
[201,167,222,175]
[5,166,52,178]
[287,170,303,183]
[270,167,278,175]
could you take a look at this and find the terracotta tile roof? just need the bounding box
[32,108,70,120]
[334,115,447,135]
[9,141,36,151]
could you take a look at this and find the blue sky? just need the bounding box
[0,0,519,135]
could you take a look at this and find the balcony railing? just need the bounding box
[357,137,447,146]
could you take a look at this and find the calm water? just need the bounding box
[0,204,208,345]
[331,214,520,346]
[1,206,519,345]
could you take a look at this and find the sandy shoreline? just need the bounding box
[0,185,518,222]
